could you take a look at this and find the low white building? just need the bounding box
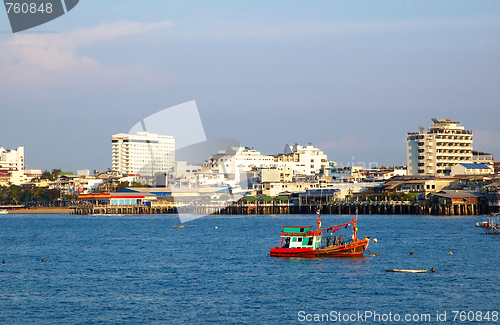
[450,163,494,176]
[174,161,203,178]
[218,147,275,174]
[260,166,292,183]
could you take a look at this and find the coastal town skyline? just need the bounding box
[2,3,500,324]
[1,1,500,172]
[4,117,497,174]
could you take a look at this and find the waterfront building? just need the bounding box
[57,174,104,196]
[218,147,275,174]
[407,119,473,176]
[0,147,26,186]
[0,146,25,171]
[275,144,329,176]
[383,177,454,194]
[173,161,203,179]
[112,132,175,177]
[260,166,292,183]
[319,165,369,183]
[215,144,332,180]
[261,180,318,197]
[450,163,494,176]
[472,151,494,165]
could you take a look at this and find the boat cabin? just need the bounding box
[280,226,322,249]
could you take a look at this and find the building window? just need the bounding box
[418,170,424,174]
[418,156,424,160]
[418,142,424,146]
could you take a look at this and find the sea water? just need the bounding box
[0,214,499,324]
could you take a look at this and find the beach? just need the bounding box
[10,207,70,214]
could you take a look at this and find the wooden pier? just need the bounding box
[69,201,493,216]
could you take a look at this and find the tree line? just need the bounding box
[0,185,62,205]
[0,169,65,205]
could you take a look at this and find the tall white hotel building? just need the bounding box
[407,119,473,176]
[112,132,175,177]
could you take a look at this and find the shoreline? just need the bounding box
[8,207,70,214]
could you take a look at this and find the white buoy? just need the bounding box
[214,226,218,229]
[373,238,378,243]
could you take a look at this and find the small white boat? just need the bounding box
[0,209,8,214]
[386,269,432,273]
[476,216,500,235]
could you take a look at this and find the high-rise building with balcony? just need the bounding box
[0,146,25,185]
[407,119,473,176]
[112,132,175,177]
[0,146,24,171]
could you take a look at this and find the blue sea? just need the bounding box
[1,214,499,324]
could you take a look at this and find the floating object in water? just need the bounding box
[173,226,184,228]
[431,268,436,272]
[2,260,5,264]
[366,249,385,258]
[386,269,429,273]
[373,238,377,243]
[41,258,47,262]
[214,226,218,229]
[449,252,453,255]
[410,252,415,255]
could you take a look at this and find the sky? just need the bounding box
[1,1,500,172]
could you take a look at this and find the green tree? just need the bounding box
[115,181,130,192]
[51,169,62,180]
[46,188,61,204]
[9,185,23,204]
[0,186,9,203]
[40,169,62,181]
[41,170,54,181]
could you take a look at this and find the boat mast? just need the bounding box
[353,199,358,240]
[316,208,321,231]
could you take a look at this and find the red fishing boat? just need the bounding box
[269,212,370,257]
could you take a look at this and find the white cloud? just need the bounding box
[173,16,500,40]
[0,21,172,91]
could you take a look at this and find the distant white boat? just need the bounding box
[0,209,8,214]
[386,269,431,273]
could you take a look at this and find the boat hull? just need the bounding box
[269,238,369,258]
